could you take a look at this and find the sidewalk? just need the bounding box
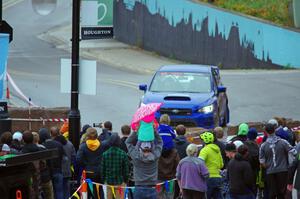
[38,24,182,74]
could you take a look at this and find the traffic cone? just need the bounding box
[81,170,88,199]
[16,190,22,199]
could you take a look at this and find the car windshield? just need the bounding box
[149,72,211,93]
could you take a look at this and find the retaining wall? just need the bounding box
[114,0,300,69]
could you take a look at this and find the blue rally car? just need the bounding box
[139,65,230,129]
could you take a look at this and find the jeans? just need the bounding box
[133,186,157,199]
[207,177,223,199]
[63,177,70,199]
[52,173,64,199]
[229,193,255,199]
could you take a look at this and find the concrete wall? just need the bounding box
[114,0,300,69]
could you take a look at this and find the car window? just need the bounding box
[149,72,211,93]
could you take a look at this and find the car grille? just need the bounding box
[159,108,192,116]
[170,121,197,127]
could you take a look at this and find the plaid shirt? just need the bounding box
[101,146,129,185]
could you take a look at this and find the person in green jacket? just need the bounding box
[199,131,224,199]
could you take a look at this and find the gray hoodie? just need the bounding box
[259,134,296,174]
[126,131,163,186]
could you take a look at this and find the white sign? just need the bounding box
[60,59,97,95]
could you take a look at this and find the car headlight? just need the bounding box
[198,104,214,113]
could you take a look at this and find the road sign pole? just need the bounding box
[69,0,81,150]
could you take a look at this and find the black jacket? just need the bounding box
[174,135,190,159]
[43,139,64,174]
[228,154,255,195]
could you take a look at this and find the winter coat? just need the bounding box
[214,139,227,168]
[43,139,64,174]
[227,153,255,195]
[176,156,209,192]
[157,124,176,150]
[158,148,180,181]
[288,153,300,190]
[98,129,112,142]
[199,143,223,178]
[62,140,76,178]
[259,134,296,174]
[126,131,163,186]
[120,136,128,153]
[76,139,106,174]
[244,139,260,182]
[174,135,190,160]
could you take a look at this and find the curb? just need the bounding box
[37,24,181,75]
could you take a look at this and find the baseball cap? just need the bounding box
[1,144,10,152]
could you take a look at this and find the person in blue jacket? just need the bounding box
[157,114,176,151]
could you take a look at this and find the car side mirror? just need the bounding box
[217,86,226,93]
[139,84,147,91]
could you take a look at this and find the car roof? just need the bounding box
[158,64,218,73]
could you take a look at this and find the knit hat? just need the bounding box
[140,142,152,150]
[233,140,244,149]
[200,132,214,144]
[225,143,236,152]
[247,127,258,140]
[12,131,23,142]
[275,127,289,141]
[1,144,10,152]
[268,119,279,128]
[60,121,69,133]
[237,123,249,136]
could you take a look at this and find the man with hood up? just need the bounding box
[259,123,297,199]
[199,131,224,199]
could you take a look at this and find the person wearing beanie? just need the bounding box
[231,123,249,142]
[11,131,23,153]
[39,127,65,199]
[244,127,260,196]
[60,121,69,140]
[126,125,163,199]
[199,131,224,199]
[227,145,256,198]
[259,123,297,199]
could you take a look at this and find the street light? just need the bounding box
[32,0,81,150]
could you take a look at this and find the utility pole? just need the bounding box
[69,0,81,150]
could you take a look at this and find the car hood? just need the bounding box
[142,92,215,109]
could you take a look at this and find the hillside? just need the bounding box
[200,0,293,27]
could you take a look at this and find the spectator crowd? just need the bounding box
[0,115,300,199]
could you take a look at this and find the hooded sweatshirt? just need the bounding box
[76,139,105,173]
[199,143,223,178]
[259,134,296,174]
[227,153,255,195]
[126,131,163,186]
[174,135,190,159]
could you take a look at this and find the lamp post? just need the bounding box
[69,0,81,150]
